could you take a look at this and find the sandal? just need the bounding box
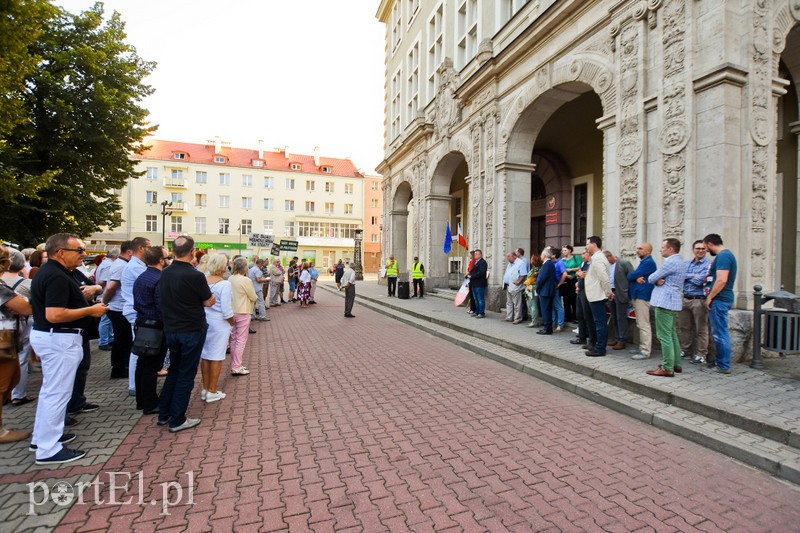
[10,396,36,407]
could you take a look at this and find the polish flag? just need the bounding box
[457,223,468,250]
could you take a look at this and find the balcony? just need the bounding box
[164,178,187,188]
[170,201,187,212]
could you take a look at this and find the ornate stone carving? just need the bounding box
[617,136,643,166]
[658,120,690,154]
[792,0,800,21]
[434,58,461,139]
[484,113,496,264]
[632,2,647,20]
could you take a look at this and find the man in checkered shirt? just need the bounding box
[645,238,687,377]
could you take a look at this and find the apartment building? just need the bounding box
[363,174,384,272]
[90,139,368,270]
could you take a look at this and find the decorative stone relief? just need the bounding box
[434,58,461,140]
[792,0,800,21]
[484,112,496,264]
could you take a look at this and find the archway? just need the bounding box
[390,181,413,276]
[505,83,604,258]
[430,151,470,288]
[777,24,800,293]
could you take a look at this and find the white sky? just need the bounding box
[55,1,386,174]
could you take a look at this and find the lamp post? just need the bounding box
[353,229,363,281]
[160,200,173,246]
[237,224,242,250]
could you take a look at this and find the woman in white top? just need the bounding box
[200,254,234,403]
[297,262,312,308]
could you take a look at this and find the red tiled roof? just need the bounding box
[135,140,363,178]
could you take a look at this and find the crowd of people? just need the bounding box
[457,234,737,378]
[0,233,324,464]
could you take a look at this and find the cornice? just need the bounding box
[376,0,393,23]
[693,64,748,93]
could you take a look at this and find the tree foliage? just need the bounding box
[0,1,155,245]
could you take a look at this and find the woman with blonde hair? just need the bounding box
[228,257,257,376]
[199,254,234,402]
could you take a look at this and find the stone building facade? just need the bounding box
[376,0,800,317]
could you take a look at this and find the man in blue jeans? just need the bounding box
[157,235,215,432]
[703,233,737,375]
[468,249,488,318]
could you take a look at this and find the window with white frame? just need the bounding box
[345,183,354,194]
[219,218,230,235]
[371,198,379,208]
[344,203,353,215]
[407,41,420,123]
[284,221,295,237]
[391,1,402,51]
[325,181,334,193]
[407,0,420,24]
[219,195,230,208]
[171,192,183,205]
[242,196,252,209]
[263,220,274,235]
[390,68,402,140]
[427,2,445,100]
[306,180,315,191]
[285,200,295,211]
[195,194,207,207]
[264,176,274,188]
[240,219,252,235]
[371,181,380,190]
[290,163,301,170]
[195,171,207,184]
[146,191,157,204]
[214,156,225,163]
[242,174,253,187]
[321,166,332,173]
[456,0,478,69]
[219,173,230,185]
[263,198,274,210]
[146,167,158,180]
[305,201,315,213]
[195,217,207,234]
[171,169,184,181]
[371,216,379,225]
[173,153,185,160]
[371,233,379,243]
[171,216,183,233]
[285,178,295,190]
[499,0,530,28]
[325,202,334,214]
[253,160,264,167]
[145,215,157,232]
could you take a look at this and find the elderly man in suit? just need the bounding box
[604,250,634,350]
[536,247,558,335]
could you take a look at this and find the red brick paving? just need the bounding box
[55,289,800,532]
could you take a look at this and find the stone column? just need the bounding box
[425,194,452,289]
[792,120,800,291]
[389,210,409,278]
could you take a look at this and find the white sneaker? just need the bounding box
[205,391,225,403]
[200,389,207,401]
[631,352,650,360]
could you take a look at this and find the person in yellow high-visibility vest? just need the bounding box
[411,256,425,298]
[385,255,399,297]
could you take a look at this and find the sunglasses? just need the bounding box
[60,247,86,254]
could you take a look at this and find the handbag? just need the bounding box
[0,316,20,361]
[132,319,164,357]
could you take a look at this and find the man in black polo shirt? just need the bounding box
[29,234,108,465]
[158,235,214,432]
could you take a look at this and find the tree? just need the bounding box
[0,2,155,245]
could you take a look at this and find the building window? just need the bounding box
[195,194,207,207]
[305,201,315,213]
[306,180,315,191]
[390,68,402,140]
[371,181,380,190]
[240,219,252,235]
[171,192,183,205]
[219,195,230,208]
[325,202,335,214]
[456,0,478,69]
[242,174,253,187]
[391,1,402,51]
[263,220,274,235]
[290,163,301,170]
[325,181,334,193]
[371,216,378,225]
[345,183,354,195]
[427,3,444,100]
[321,166,332,173]
[371,198,379,208]
[219,218,230,235]
[253,160,264,167]
[407,0,420,24]
[285,200,295,212]
[344,203,353,215]
[171,169,183,181]
[196,171,207,184]
[573,182,588,246]
[242,197,252,209]
[214,155,225,163]
[500,0,530,28]
[263,198,274,210]
[219,173,230,185]
[264,176,274,188]
[171,216,183,233]
[173,153,185,160]
[195,217,207,234]
[406,41,420,123]
[145,215,157,232]
[146,191,157,204]
[285,178,295,190]
[371,233,379,243]
[297,222,361,239]
[146,167,158,180]
[284,221,295,237]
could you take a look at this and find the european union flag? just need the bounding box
[443,222,452,254]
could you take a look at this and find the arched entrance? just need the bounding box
[505,83,604,259]
[430,152,470,288]
[390,181,413,275]
[776,24,800,293]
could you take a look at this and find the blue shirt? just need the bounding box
[683,256,710,297]
[122,256,147,323]
[554,259,566,283]
[133,267,162,322]
[648,254,686,311]
[627,255,657,301]
[710,249,737,304]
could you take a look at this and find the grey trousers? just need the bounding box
[344,284,355,315]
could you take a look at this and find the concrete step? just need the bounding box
[321,284,800,485]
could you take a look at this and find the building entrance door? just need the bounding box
[531,216,546,258]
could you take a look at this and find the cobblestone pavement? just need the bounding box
[3,286,799,531]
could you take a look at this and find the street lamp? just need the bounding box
[160,200,173,246]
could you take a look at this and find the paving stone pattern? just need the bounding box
[2,287,799,531]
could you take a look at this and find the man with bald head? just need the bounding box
[626,242,657,360]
